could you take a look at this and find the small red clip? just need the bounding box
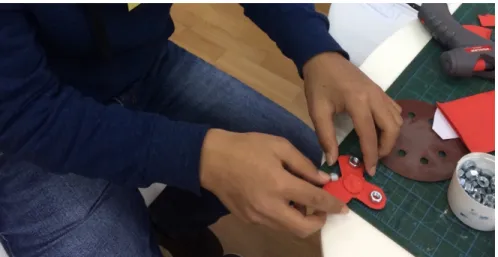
[323,155,387,210]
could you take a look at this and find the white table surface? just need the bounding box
[321,3,461,257]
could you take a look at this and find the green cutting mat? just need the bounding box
[321,4,495,257]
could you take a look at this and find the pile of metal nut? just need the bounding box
[458,160,495,209]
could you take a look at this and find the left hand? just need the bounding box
[302,52,403,176]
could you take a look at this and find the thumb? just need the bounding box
[284,175,346,214]
[310,102,339,166]
[278,144,331,185]
[276,202,328,238]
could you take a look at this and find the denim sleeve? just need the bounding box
[240,3,349,76]
[0,5,208,194]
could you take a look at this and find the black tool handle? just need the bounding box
[440,47,494,79]
[418,3,494,79]
[418,3,493,49]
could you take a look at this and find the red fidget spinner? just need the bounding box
[323,155,387,210]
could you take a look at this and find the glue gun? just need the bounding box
[418,3,495,80]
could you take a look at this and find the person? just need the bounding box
[0,3,402,257]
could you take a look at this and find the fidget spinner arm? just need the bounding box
[323,155,387,210]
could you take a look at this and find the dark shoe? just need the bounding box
[153,225,224,257]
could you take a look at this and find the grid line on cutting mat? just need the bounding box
[320,4,495,257]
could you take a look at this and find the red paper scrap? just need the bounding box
[478,14,495,27]
[436,90,495,153]
[463,24,493,40]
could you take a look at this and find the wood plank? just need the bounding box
[170,4,204,29]
[260,51,303,87]
[315,3,331,15]
[170,28,225,64]
[215,51,301,103]
[190,21,267,64]
[211,215,322,257]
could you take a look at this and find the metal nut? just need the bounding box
[330,173,339,182]
[472,181,479,188]
[370,191,382,203]
[463,181,474,193]
[465,169,479,181]
[477,176,490,188]
[457,159,494,208]
[483,194,495,209]
[471,192,482,204]
[349,156,360,168]
[486,187,494,194]
[460,160,476,171]
[475,187,487,196]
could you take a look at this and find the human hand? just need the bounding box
[199,129,348,238]
[303,52,403,176]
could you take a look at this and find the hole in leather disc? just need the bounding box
[438,151,446,157]
[381,100,469,182]
[428,118,433,125]
[420,157,429,164]
[398,149,407,157]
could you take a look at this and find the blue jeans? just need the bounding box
[0,42,322,257]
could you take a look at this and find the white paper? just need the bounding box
[329,3,462,67]
[329,4,419,66]
[433,107,459,140]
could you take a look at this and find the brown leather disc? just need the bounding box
[380,99,469,182]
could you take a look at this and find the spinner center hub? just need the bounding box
[342,175,364,194]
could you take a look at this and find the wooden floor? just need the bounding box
[164,3,331,257]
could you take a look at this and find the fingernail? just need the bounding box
[326,153,336,166]
[318,170,331,182]
[369,166,377,176]
[340,206,349,214]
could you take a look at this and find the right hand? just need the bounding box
[199,129,348,238]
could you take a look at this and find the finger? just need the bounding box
[271,202,327,238]
[277,142,331,185]
[283,174,346,213]
[372,103,401,158]
[383,94,403,129]
[388,103,404,128]
[386,95,402,113]
[347,103,378,176]
[293,203,307,216]
[312,210,328,218]
[309,102,339,166]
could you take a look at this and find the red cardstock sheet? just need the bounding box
[436,90,495,153]
[463,24,493,40]
[478,14,495,27]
